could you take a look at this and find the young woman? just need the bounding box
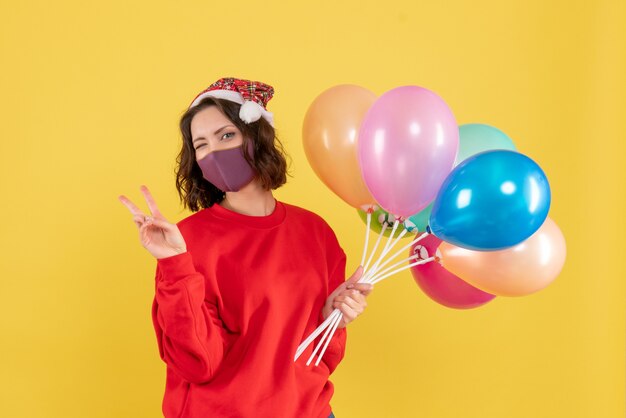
[118,77,373,418]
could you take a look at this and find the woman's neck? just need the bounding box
[220,180,276,216]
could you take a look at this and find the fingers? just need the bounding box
[146,216,175,232]
[132,214,146,228]
[139,220,150,239]
[328,266,373,300]
[132,214,166,229]
[140,185,163,218]
[335,302,358,324]
[138,217,162,241]
[120,185,168,229]
[327,265,375,328]
[334,290,367,310]
[118,195,146,217]
[344,265,364,288]
[347,265,364,283]
[327,279,350,300]
[350,282,374,296]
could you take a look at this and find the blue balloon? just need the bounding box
[428,150,551,251]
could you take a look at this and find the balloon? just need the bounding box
[354,197,432,236]
[456,124,516,166]
[407,202,434,232]
[410,235,496,309]
[438,217,566,296]
[429,150,551,251]
[358,85,459,217]
[356,207,407,237]
[303,85,377,209]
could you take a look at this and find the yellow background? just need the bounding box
[1,0,624,417]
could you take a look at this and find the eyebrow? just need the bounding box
[192,125,235,143]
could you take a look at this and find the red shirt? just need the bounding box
[151,200,347,418]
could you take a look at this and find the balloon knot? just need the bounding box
[403,219,417,232]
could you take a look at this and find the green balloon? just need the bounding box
[356,207,413,237]
[456,124,517,166]
[407,202,433,232]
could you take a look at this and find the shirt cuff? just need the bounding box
[156,251,197,283]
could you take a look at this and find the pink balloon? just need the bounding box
[358,86,459,217]
[410,235,496,309]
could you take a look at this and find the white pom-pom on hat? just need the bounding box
[238,100,274,127]
[239,100,263,123]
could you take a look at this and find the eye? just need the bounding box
[194,144,205,150]
[221,132,235,141]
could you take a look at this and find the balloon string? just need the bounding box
[306,309,341,366]
[360,211,372,267]
[294,309,340,361]
[364,253,420,284]
[314,309,343,366]
[362,226,409,282]
[365,219,400,276]
[366,231,429,281]
[363,223,387,272]
[380,219,401,260]
[369,257,436,285]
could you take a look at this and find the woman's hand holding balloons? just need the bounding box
[118,185,188,260]
[322,266,373,329]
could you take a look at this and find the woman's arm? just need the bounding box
[119,186,227,383]
[151,251,227,384]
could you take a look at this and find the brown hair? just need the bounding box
[175,97,291,212]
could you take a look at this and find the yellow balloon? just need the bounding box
[438,217,567,297]
[302,85,377,209]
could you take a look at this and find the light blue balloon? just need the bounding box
[407,202,434,232]
[455,124,517,166]
[428,150,551,251]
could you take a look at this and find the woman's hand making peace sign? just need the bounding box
[118,185,187,260]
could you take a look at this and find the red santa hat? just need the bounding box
[188,77,275,127]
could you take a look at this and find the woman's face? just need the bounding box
[190,105,244,161]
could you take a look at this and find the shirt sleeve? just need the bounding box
[317,224,348,374]
[151,251,227,384]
